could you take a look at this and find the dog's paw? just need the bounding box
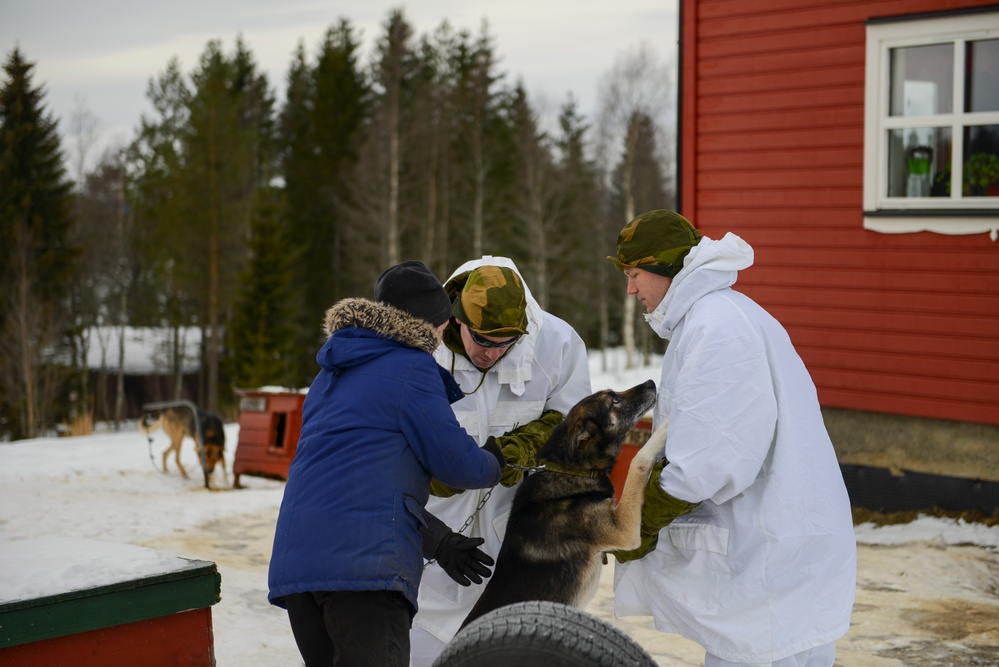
[636,420,668,461]
[629,423,667,477]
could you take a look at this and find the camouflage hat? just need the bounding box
[451,266,529,336]
[607,210,702,278]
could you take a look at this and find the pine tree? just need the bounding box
[500,83,552,306]
[365,9,416,266]
[276,43,324,383]
[231,36,278,186]
[313,20,370,301]
[0,48,79,438]
[76,149,135,427]
[126,57,197,398]
[281,20,369,376]
[550,95,603,348]
[456,22,504,258]
[225,189,299,390]
[412,22,460,276]
[185,39,270,411]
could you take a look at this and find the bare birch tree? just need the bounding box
[67,97,99,427]
[595,42,675,368]
[372,10,414,266]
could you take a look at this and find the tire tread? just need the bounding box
[432,600,657,667]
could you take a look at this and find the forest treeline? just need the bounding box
[0,10,674,440]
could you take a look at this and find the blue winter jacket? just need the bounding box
[268,298,502,611]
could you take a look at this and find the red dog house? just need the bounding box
[232,389,306,488]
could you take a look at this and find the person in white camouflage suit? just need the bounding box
[608,210,856,667]
[410,256,591,667]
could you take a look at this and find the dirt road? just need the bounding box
[143,483,999,666]
[588,541,999,666]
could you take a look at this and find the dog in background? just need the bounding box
[461,379,666,628]
[140,406,228,489]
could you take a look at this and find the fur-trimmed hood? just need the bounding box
[323,297,439,354]
[270,300,500,613]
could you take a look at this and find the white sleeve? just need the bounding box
[659,306,778,505]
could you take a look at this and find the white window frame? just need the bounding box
[863,11,999,240]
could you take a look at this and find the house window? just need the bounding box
[864,10,999,239]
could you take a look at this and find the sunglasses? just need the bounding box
[467,326,520,349]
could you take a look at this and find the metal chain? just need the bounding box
[455,487,493,535]
[145,435,164,473]
[424,463,547,568]
[450,463,547,537]
[424,487,494,568]
[506,462,547,475]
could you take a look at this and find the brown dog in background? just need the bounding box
[140,407,228,489]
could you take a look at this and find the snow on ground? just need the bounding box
[2,349,998,666]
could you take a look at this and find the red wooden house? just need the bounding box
[678,0,999,504]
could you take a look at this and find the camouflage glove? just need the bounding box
[495,410,563,487]
[610,459,700,564]
[429,411,563,495]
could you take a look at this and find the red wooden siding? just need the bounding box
[681,0,999,426]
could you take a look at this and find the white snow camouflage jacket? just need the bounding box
[414,255,592,643]
[614,233,857,663]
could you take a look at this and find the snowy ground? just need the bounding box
[2,350,998,665]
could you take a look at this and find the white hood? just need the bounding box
[646,232,754,340]
[443,255,546,396]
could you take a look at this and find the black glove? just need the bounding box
[481,436,507,470]
[433,532,494,586]
[419,508,494,586]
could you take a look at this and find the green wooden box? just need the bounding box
[0,537,221,666]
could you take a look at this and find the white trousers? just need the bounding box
[409,625,447,667]
[706,640,836,667]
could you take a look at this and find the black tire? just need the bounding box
[431,600,658,667]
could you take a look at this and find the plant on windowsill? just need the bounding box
[963,152,999,197]
[931,168,951,197]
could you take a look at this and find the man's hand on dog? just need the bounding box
[434,533,495,586]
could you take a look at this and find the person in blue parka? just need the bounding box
[268,260,504,667]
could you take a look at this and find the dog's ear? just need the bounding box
[569,418,600,454]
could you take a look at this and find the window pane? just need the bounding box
[889,44,953,116]
[887,127,952,197]
[963,125,999,197]
[965,39,999,112]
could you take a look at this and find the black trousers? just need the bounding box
[285,590,412,667]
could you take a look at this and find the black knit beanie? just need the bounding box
[374,260,452,327]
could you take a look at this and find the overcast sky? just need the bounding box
[1,0,678,170]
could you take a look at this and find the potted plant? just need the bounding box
[963,152,999,197]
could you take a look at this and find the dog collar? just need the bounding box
[535,462,606,480]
